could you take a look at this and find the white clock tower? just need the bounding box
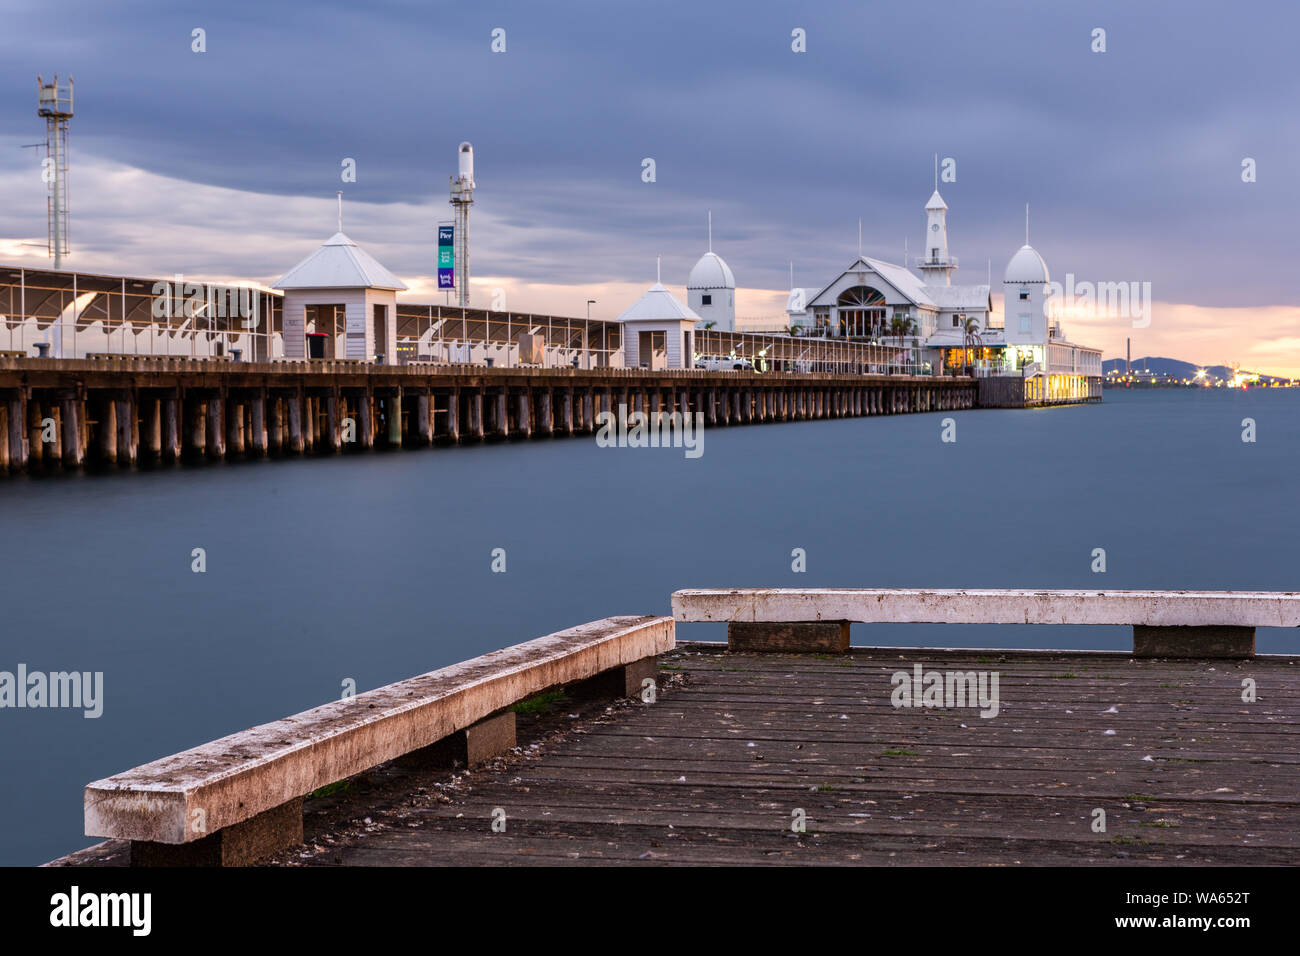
[918,189,956,286]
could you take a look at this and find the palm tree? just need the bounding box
[963,317,983,374]
[889,316,915,369]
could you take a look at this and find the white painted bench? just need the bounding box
[671,588,1300,657]
[84,615,674,866]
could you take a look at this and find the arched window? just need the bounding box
[835,286,887,338]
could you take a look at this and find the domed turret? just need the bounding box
[687,251,735,291]
[1004,244,1049,285]
[1003,244,1050,349]
[686,217,736,330]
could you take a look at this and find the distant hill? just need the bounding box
[1102,356,1290,384]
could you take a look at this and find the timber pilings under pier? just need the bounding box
[0,356,977,474]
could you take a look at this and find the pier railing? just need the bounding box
[671,587,1300,657]
[82,615,674,866]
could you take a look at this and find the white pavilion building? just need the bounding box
[617,279,700,370]
[799,188,1101,394]
[273,232,407,365]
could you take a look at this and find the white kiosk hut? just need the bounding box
[617,277,700,370]
[273,232,407,364]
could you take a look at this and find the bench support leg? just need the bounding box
[1133,625,1254,659]
[728,621,850,653]
[129,797,303,867]
[569,656,657,700]
[398,710,517,770]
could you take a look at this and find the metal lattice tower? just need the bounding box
[449,142,475,308]
[37,74,73,270]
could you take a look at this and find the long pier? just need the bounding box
[0,357,976,474]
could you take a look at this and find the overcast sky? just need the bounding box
[0,0,1296,369]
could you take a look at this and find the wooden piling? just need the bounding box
[288,396,303,455]
[467,390,482,440]
[356,394,371,449]
[489,391,506,439]
[6,397,23,471]
[205,397,224,460]
[559,389,572,435]
[517,391,531,438]
[163,396,180,461]
[129,396,139,462]
[228,398,246,456]
[304,398,317,455]
[387,390,403,446]
[101,398,119,464]
[446,390,460,443]
[61,397,83,467]
[540,389,554,436]
[325,394,340,453]
[268,397,283,455]
[251,395,267,457]
[26,399,43,466]
[142,397,161,462]
[117,399,135,465]
[416,392,432,446]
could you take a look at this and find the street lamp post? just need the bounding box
[586,299,596,369]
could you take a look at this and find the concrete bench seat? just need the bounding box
[671,588,1300,657]
[84,615,673,866]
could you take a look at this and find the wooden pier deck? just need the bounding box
[0,357,976,476]
[248,644,1298,867]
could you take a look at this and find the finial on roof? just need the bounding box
[337,191,343,233]
[858,218,862,257]
[1025,203,1030,245]
[933,153,938,191]
[707,210,712,253]
[656,255,661,284]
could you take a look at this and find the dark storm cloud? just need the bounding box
[0,0,1295,304]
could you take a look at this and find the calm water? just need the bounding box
[1,387,1296,865]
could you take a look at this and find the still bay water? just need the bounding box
[1,387,1296,864]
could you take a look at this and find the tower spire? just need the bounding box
[337,191,343,233]
[933,152,938,191]
[707,210,712,253]
[656,255,661,284]
[1025,203,1030,245]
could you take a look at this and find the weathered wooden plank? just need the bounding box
[84,615,673,845]
[672,588,1300,627]
[262,645,1300,867]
